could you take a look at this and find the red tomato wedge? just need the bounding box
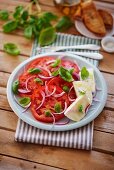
[15,56,79,123]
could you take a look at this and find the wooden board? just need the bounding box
[0,0,114,169]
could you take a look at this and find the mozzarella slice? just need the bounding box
[64,95,90,122]
[80,68,96,92]
[73,81,93,104]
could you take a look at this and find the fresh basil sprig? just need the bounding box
[4,43,20,56]
[81,67,89,80]
[12,80,19,94]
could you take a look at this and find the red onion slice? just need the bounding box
[38,74,54,80]
[93,98,100,102]
[18,89,31,94]
[25,75,36,91]
[54,91,65,98]
[50,112,55,125]
[68,85,76,102]
[46,60,55,65]
[73,72,80,80]
[38,66,52,76]
[55,119,70,125]
[36,91,45,110]
[53,102,67,115]
[45,86,56,97]
[22,102,31,112]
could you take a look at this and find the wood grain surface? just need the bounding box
[0,0,114,169]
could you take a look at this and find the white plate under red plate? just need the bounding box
[7,52,107,131]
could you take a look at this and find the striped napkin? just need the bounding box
[15,33,100,150]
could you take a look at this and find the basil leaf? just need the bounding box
[3,20,18,33]
[24,25,33,39]
[42,12,58,22]
[19,97,31,107]
[69,68,74,74]
[81,67,89,80]
[21,10,28,20]
[63,85,69,93]
[39,27,56,46]
[4,43,20,56]
[51,58,61,68]
[79,90,86,95]
[34,78,43,85]
[51,70,59,76]
[55,16,73,32]
[0,10,9,20]
[78,104,83,112]
[13,6,24,19]
[45,110,51,117]
[59,66,73,82]
[12,80,19,94]
[54,102,61,113]
[28,68,41,74]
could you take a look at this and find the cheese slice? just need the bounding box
[80,68,95,92]
[73,81,93,104]
[64,95,90,122]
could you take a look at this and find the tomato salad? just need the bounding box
[12,56,94,124]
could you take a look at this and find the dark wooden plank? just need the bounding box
[0,129,114,170]
[0,155,60,170]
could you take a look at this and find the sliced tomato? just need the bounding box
[31,107,64,123]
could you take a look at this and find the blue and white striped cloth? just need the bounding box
[15,33,100,150]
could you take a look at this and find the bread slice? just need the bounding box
[81,1,106,36]
[98,9,113,29]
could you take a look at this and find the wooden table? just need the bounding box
[0,0,114,169]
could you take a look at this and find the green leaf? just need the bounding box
[19,97,31,107]
[39,27,56,46]
[79,90,86,95]
[42,12,58,22]
[12,80,19,94]
[78,104,83,112]
[13,6,24,19]
[51,70,59,76]
[24,25,33,39]
[69,68,74,74]
[4,43,20,56]
[3,20,18,33]
[34,78,43,85]
[54,102,61,113]
[51,58,61,68]
[62,85,69,93]
[45,110,51,117]
[81,67,89,80]
[55,16,73,32]
[0,10,9,20]
[28,68,41,74]
[21,10,28,21]
[59,66,73,82]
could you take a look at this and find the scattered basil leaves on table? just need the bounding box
[1,1,73,53]
[0,10,9,20]
[4,43,20,56]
